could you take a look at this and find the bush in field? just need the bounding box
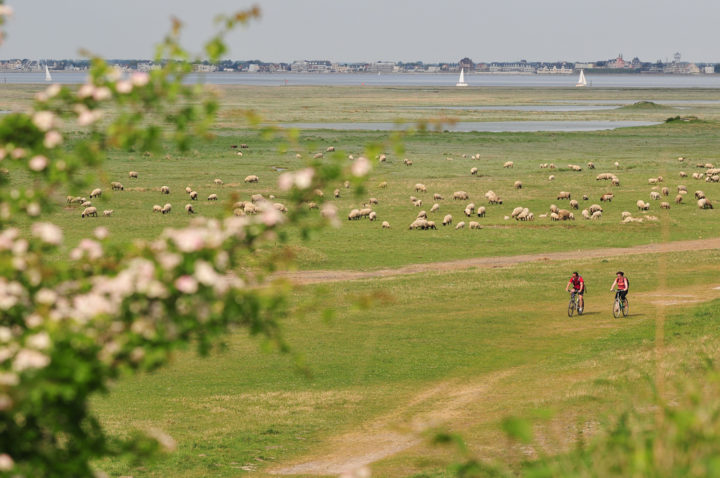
[0,4,368,477]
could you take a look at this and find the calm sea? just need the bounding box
[4,71,720,88]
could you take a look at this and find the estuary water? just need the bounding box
[5,71,720,88]
[274,121,659,133]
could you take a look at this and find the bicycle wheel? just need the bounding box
[622,298,629,317]
[568,298,575,317]
[577,298,583,316]
[613,298,621,318]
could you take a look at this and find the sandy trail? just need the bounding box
[279,237,720,285]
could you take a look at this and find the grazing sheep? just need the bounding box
[680,171,688,178]
[430,203,440,213]
[214,178,224,187]
[81,201,92,208]
[442,214,453,226]
[367,197,379,205]
[344,181,350,188]
[111,182,124,191]
[549,175,555,181]
[661,187,669,196]
[514,180,522,189]
[557,191,571,200]
[677,185,688,193]
[648,178,658,185]
[378,154,387,162]
[378,181,388,189]
[207,193,218,201]
[453,191,469,200]
[455,221,466,229]
[368,211,377,221]
[660,202,670,209]
[692,172,704,180]
[516,208,530,221]
[558,209,573,221]
[550,212,560,221]
[161,203,172,214]
[695,190,706,199]
[382,221,390,229]
[307,202,319,210]
[129,171,138,179]
[600,193,614,202]
[636,200,650,211]
[273,203,288,213]
[587,162,595,169]
[511,206,524,218]
[433,193,444,201]
[189,191,198,200]
[614,161,620,169]
[675,194,683,204]
[81,206,98,218]
[416,210,428,219]
[540,163,548,169]
[404,158,413,166]
[185,204,195,214]
[611,177,620,186]
[160,186,170,194]
[470,167,478,175]
[313,153,323,159]
[334,189,340,198]
[650,191,661,200]
[589,204,603,214]
[103,210,113,217]
[244,175,259,183]
[89,188,102,199]
[469,221,481,229]
[698,198,713,209]
[326,146,335,152]
[185,186,192,194]
[251,194,265,203]
[582,209,591,220]
[465,202,475,214]
[426,221,437,230]
[409,218,429,230]
[413,199,423,207]
[621,211,632,219]
[503,161,514,168]
[477,206,486,217]
[152,204,162,213]
[414,183,427,193]
[548,163,556,169]
[591,211,602,220]
[410,196,417,203]
[348,209,360,220]
[569,199,579,210]
[550,204,559,214]
[313,189,324,198]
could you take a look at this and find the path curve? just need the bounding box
[278,237,720,285]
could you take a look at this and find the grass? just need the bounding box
[3,84,720,476]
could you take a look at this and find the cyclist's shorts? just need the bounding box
[617,290,628,300]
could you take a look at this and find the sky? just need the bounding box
[3,0,720,63]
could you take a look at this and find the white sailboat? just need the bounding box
[575,69,587,87]
[456,68,468,87]
[44,64,52,82]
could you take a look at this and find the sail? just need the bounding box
[44,65,52,82]
[456,68,468,87]
[575,69,587,87]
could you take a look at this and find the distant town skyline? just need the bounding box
[4,0,720,63]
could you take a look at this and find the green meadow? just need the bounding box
[4,84,720,476]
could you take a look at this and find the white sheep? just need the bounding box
[469,221,481,229]
[442,214,453,226]
[550,212,559,221]
[128,171,138,178]
[81,201,92,208]
[152,204,162,213]
[81,206,98,218]
[102,210,113,217]
[514,180,522,189]
[470,167,478,175]
[569,199,579,210]
[207,193,218,201]
[214,178,224,187]
[251,194,265,203]
[621,211,632,219]
[190,191,198,200]
[650,191,661,200]
[455,221,466,229]
[548,175,555,181]
[582,209,590,219]
[414,183,427,193]
[416,210,427,219]
[89,188,102,199]
[368,211,377,221]
[433,193,444,201]
[160,186,170,194]
[636,200,649,211]
[511,206,524,218]
[698,198,713,209]
[378,181,387,189]
[589,204,603,214]
[404,158,413,166]
[430,203,440,213]
[675,194,683,204]
[185,204,195,214]
[382,221,390,229]
[244,175,259,183]
[273,203,288,213]
[591,211,602,220]
[161,203,172,214]
[660,202,670,209]
[477,206,486,217]
[111,182,124,191]
[334,189,340,198]
[661,187,669,196]
[503,161,514,168]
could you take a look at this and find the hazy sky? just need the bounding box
[3,0,720,63]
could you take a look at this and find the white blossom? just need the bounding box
[294,168,315,189]
[28,155,48,171]
[131,72,150,87]
[13,348,50,371]
[0,327,11,342]
[45,83,61,98]
[194,261,218,286]
[26,332,50,350]
[44,130,63,148]
[0,5,15,16]
[32,111,56,131]
[35,288,58,305]
[92,86,112,101]
[175,275,198,294]
[261,206,284,227]
[32,222,63,246]
[94,227,109,240]
[26,202,41,217]
[351,156,371,177]
[0,396,12,412]
[277,172,293,191]
[115,80,133,94]
[0,372,18,386]
[77,83,96,99]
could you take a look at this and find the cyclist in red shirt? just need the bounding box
[565,271,585,313]
[610,271,629,301]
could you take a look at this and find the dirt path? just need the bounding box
[279,237,720,285]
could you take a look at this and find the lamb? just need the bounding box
[413,199,423,207]
[102,210,113,217]
[680,171,688,178]
[503,161,514,168]
[430,203,440,213]
[214,178,224,187]
[160,186,170,195]
[455,221,466,229]
[650,191,661,200]
[433,193,444,201]
[477,206,486,217]
[185,204,195,214]
[582,209,591,220]
[550,212,560,221]
[698,198,713,209]
[367,197,379,205]
[244,175,259,183]
[378,154,387,162]
[514,180,522,189]
[314,189,324,198]
[469,221,481,229]
[382,221,390,229]
[539,163,548,169]
[414,183,427,193]
[111,182,124,191]
[207,194,218,201]
[89,188,102,199]
[591,211,602,220]
[81,206,98,218]
[557,191,571,200]
[465,202,475,214]
[152,205,162,213]
[128,171,138,178]
[569,199,579,210]
[611,177,620,186]
[548,163,556,169]
[442,214,453,226]
[660,202,670,209]
[550,204,559,214]
[344,180,351,189]
[587,162,595,169]
[470,167,478,175]
[404,159,414,166]
[161,203,172,214]
[453,191,469,200]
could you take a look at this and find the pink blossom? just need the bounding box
[171,229,205,253]
[294,168,315,189]
[193,261,217,286]
[32,222,63,245]
[92,86,112,101]
[76,238,103,260]
[0,373,18,386]
[72,293,114,322]
[0,148,6,160]
[44,130,63,148]
[0,396,12,412]
[94,227,109,240]
[26,203,41,217]
[13,349,50,371]
[131,72,150,87]
[0,6,14,17]
[115,80,133,94]
[77,83,96,99]
[77,107,102,126]
[278,172,293,191]
[11,148,25,159]
[26,332,50,350]
[25,314,43,328]
[45,83,61,98]
[0,327,11,342]
[32,111,56,131]
[35,288,57,305]
[175,275,198,294]
[28,155,48,171]
[261,206,284,227]
[351,157,371,177]
[157,252,181,271]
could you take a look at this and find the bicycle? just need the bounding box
[612,291,629,318]
[568,291,583,317]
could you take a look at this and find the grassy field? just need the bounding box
[4,83,720,476]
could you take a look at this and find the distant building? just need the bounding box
[367,61,396,73]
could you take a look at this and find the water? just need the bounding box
[274,120,659,133]
[5,71,720,88]
[409,105,619,112]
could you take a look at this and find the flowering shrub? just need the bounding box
[0,4,369,476]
